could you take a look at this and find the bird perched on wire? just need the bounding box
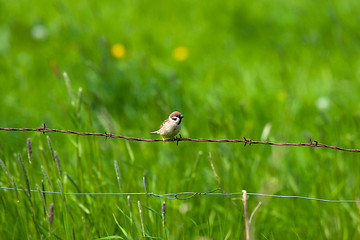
[151,111,184,141]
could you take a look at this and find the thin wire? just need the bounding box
[1,187,359,203]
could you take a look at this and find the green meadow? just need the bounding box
[1,0,360,239]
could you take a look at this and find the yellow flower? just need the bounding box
[173,46,189,61]
[111,44,126,59]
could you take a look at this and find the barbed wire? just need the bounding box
[1,186,359,203]
[0,125,359,152]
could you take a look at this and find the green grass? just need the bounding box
[1,0,360,239]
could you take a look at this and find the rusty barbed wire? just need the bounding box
[0,125,359,152]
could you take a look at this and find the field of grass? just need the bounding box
[1,0,360,239]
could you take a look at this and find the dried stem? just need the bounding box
[138,200,145,238]
[249,201,262,224]
[243,190,250,240]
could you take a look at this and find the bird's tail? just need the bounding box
[150,131,159,134]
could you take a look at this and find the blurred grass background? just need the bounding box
[1,0,360,239]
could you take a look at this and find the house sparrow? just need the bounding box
[151,111,184,141]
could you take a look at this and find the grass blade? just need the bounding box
[41,179,47,208]
[96,236,124,239]
[18,153,31,200]
[82,216,91,239]
[76,87,83,115]
[47,135,55,161]
[12,177,19,202]
[39,145,50,169]
[41,165,54,191]
[114,160,122,191]
[63,72,74,105]
[0,158,12,182]
[54,151,62,178]
[57,179,74,220]
[113,213,134,240]
[36,183,47,218]
[66,173,81,192]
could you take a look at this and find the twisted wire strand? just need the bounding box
[0,186,359,203]
[0,126,359,152]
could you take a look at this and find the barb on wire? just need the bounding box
[0,186,359,203]
[143,176,221,200]
[0,127,359,152]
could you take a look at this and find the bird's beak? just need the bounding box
[180,115,184,118]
